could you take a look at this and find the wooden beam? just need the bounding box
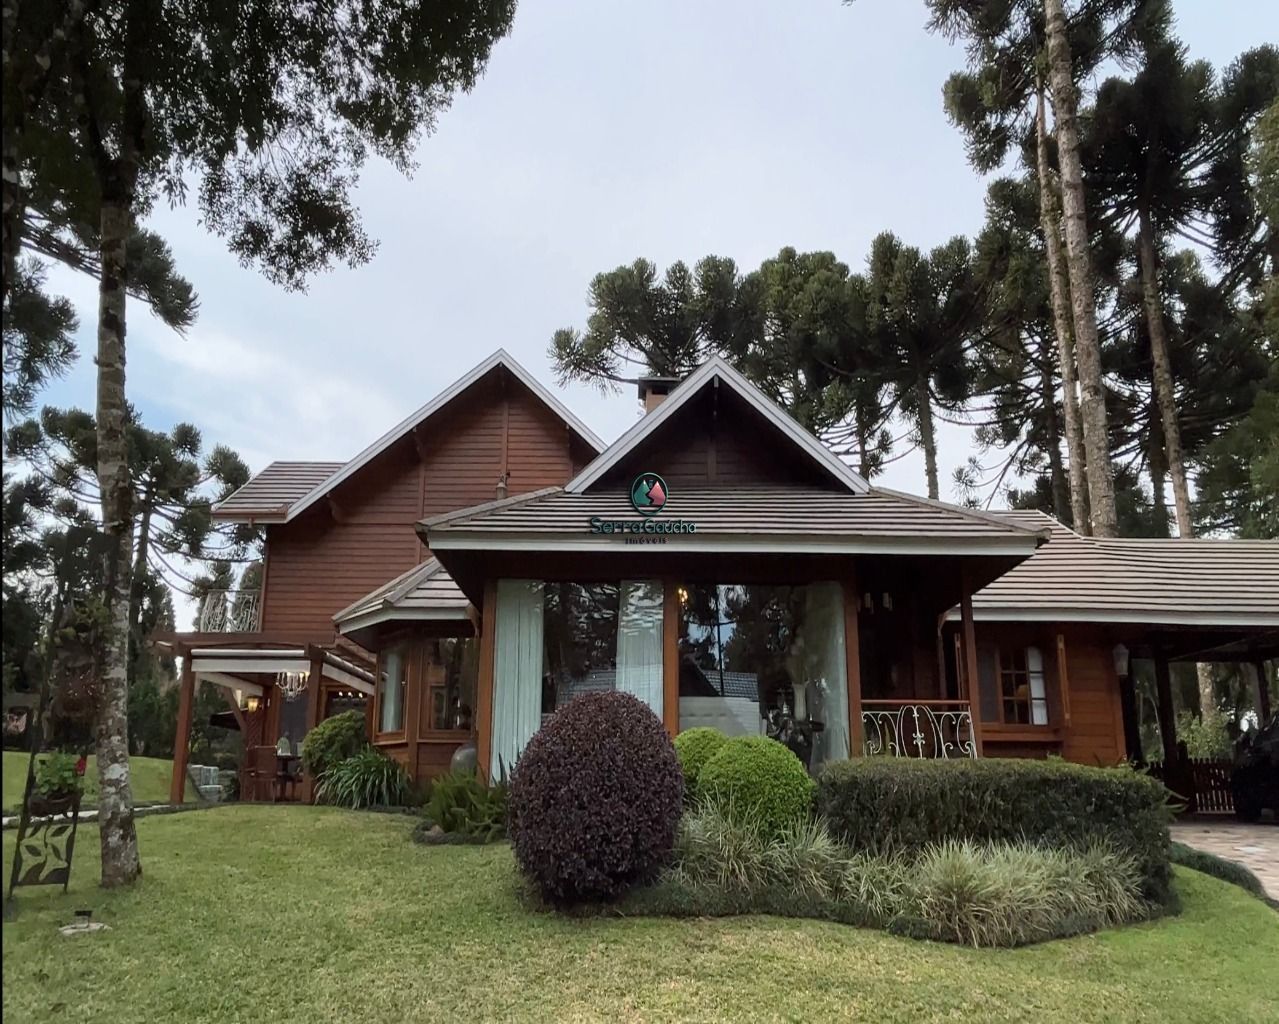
[1253,659,1272,723]
[843,577,863,758]
[301,651,324,802]
[662,580,680,737]
[170,654,196,805]
[475,579,498,783]
[1054,633,1073,727]
[1152,648,1178,765]
[959,568,984,757]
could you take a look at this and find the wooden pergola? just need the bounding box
[155,634,376,804]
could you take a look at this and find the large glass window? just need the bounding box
[677,582,848,772]
[430,637,478,732]
[489,579,664,778]
[377,644,407,733]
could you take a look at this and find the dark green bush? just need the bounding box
[673,728,728,801]
[315,746,411,809]
[815,758,1173,902]
[509,691,684,906]
[300,710,368,777]
[423,770,507,842]
[1169,841,1272,904]
[698,736,814,839]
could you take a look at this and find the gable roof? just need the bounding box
[333,558,471,636]
[214,350,605,525]
[965,510,1279,626]
[212,461,345,522]
[565,356,869,495]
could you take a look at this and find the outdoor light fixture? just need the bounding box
[275,670,310,702]
[244,695,261,714]
[1112,643,1131,677]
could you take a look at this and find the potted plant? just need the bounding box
[30,751,87,817]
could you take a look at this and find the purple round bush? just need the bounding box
[509,690,684,906]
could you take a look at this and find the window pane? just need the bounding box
[677,582,848,772]
[378,647,406,732]
[1027,646,1048,725]
[541,582,620,717]
[433,637,478,731]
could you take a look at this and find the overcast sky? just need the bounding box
[35,1,1270,503]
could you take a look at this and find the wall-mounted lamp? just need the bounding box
[1112,643,1131,678]
[244,694,262,714]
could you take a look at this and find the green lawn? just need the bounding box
[3,750,193,814]
[3,807,1276,1024]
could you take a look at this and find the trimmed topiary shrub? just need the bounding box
[673,727,728,801]
[815,757,1173,902]
[301,709,368,777]
[509,691,683,906]
[698,735,815,838]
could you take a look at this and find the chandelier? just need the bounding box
[275,670,310,702]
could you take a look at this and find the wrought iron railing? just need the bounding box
[861,700,977,759]
[197,590,260,632]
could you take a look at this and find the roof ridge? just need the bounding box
[872,488,1050,539]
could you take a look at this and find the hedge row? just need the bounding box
[815,757,1174,902]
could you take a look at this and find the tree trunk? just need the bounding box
[95,195,141,888]
[127,493,153,680]
[1137,211,1194,538]
[1039,336,1071,522]
[1035,85,1090,533]
[915,377,940,500]
[1,125,20,317]
[1148,402,1171,538]
[1043,0,1118,538]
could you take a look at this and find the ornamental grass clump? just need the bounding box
[697,735,814,839]
[315,747,411,809]
[673,727,728,802]
[509,691,683,906]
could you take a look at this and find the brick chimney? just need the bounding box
[636,375,681,414]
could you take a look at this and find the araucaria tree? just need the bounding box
[17,0,515,886]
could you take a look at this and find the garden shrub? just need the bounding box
[816,757,1173,902]
[315,746,411,809]
[422,770,507,843]
[627,802,1150,947]
[673,727,728,801]
[698,736,814,838]
[508,691,683,906]
[300,710,368,777]
[1169,841,1272,904]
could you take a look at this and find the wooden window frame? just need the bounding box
[994,644,1051,728]
[422,637,478,738]
[373,641,410,741]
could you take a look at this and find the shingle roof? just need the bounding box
[333,558,471,633]
[969,510,1279,626]
[212,461,344,521]
[421,485,1046,555]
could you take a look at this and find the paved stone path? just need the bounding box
[1169,820,1279,899]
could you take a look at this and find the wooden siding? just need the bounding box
[974,623,1126,766]
[260,371,579,637]
[593,387,836,491]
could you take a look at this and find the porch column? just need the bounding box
[662,579,680,737]
[301,650,324,802]
[1254,659,1273,723]
[170,651,195,805]
[1152,649,1179,765]
[475,580,498,783]
[959,569,984,757]
[842,578,863,758]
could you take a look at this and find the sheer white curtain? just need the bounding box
[615,580,664,718]
[802,582,849,767]
[490,579,544,779]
